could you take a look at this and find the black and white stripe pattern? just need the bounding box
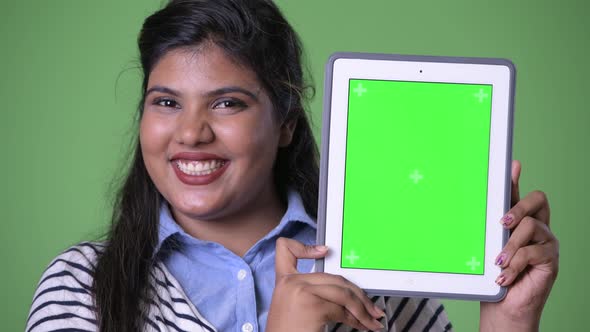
[325,296,452,332]
[27,242,452,332]
[26,242,217,332]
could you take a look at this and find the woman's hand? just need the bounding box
[266,238,385,332]
[480,160,560,331]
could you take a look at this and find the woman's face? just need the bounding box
[140,45,293,222]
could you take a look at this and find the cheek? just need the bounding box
[139,113,174,163]
[215,115,280,161]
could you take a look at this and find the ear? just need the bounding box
[278,117,297,147]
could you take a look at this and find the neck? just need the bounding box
[171,188,286,257]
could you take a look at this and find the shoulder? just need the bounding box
[26,242,216,332]
[26,241,105,332]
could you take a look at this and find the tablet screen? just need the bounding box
[341,79,493,275]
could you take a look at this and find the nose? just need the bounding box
[174,107,215,146]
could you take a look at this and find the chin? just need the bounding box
[170,192,228,220]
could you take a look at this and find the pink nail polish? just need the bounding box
[496,274,506,286]
[495,253,506,266]
[501,214,514,227]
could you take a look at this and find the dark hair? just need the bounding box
[92,0,319,330]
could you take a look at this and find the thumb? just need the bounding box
[511,159,522,206]
[275,237,328,277]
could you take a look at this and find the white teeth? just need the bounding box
[176,160,224,176]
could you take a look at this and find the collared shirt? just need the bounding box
[154,190,317,332]
[26,191,453,332]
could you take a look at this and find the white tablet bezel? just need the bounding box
[316,53,515,301]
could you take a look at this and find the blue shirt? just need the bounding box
[154,191,317,332]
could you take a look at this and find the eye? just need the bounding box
[152,97,181,109]
[212,98,247,113]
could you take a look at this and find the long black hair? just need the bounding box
[92,0,319,330]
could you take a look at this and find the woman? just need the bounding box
[26,0,559,331]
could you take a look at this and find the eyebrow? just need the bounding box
[145,85,259,102]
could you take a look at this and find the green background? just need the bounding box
[1,0,587,330]
[342,80,491,275]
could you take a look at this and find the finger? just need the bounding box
[290,272,385,319]
[320,300,368,331]
[500,190,551,228]
[305,284,384,331]
[510,160,521,206]
[495,242,559,286]
[495,216,556,268]
[280,272,384,319]
[275,237,328,277]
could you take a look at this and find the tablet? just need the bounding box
[316,52,515,301]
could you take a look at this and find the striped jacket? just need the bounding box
[26,242,453,331]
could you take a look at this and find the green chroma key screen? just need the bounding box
[341,79,492,275]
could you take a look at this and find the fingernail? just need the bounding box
[501,214,514,227]
[313,245,328,252]
[373,319,384,329]
[495,253,507,266]
[495,274,506,286]
[373,304,386,317]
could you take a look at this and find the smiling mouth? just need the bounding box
[175,159,226,176]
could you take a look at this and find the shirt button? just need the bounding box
[241,322,254,332]
[237,269,247,281]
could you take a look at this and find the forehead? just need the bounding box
[147,45,262,92]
